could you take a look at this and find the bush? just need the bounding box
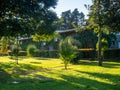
[103,48,120,60]
[11,45,19,57]
[79,48,96,59]
[27,44,38,57]
[36,50,59,58]
[59,37,79,69]
[71,50,82,64]
[8,50,27,56]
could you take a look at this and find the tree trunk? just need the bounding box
[16,36,19,64]
[98,26,102,66]
[64,63,68,70]
[98,0,102,66]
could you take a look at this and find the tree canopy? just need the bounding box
[0,0,58,37]
[88,0,120,32]
[58,8,85,30]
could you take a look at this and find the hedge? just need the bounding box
[7,48,120,60]
[8,51,27,56]
[78,48,96,59]
[8,50,59,58]
[103,48,120,60]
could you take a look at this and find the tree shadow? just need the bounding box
[77,60,120,68]
[59,74,120,90]
[75,70,120,87]
[0,68,120,90]
[34,57,50,60]
[0,69,12,84]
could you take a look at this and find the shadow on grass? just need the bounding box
[0,69,12,84]
[60,74,120,90]
[8,56,50,61]
[1,73,119,90]
[76,70,120,84]
[33,57,50,60]
[0,68,120,90]
[77,60,120,68]
[0,62,43,76]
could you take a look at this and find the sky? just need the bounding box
[54,0,92,19]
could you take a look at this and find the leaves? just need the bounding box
[0,0,58,37]
[88,0,120,32]
[59,37,79,69]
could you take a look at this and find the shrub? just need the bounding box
[11,45,19,57]
[59,37,78,69]
[79,48,96,59]
[71,50,82,64]
[103,48,120,60]
[18,51,27,56]
[27,44,38,57]
[1,36,8,52]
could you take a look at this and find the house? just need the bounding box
[115,33,120,48]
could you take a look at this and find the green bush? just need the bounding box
[8,51,27,56]
[11,45,19,57]
[103,48,120,60]
[71,50,82,64]
[27,44,38,57]
[59,37,79,69]
[79,49,96,59]
[36,50,59,58]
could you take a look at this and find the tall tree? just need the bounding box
[0,0,58,64]
[71,8,85,27]
[61,10,72,29]
[0,0,58,37]
[59,8,85,30]
[87,0,120,66]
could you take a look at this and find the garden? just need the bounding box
[0,0,120,90]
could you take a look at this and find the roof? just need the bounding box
[55,28,78,33]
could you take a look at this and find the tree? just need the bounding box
[0,0,58,64]
[100,0,120,32]
[87,0,120,66]
[59,37,78,69]
[32,33,59,42]
[71,8,85,27]
[61,10,72,29]
[0,0,58,37]
[59,8,85,30]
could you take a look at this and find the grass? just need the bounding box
[0,56,120,90]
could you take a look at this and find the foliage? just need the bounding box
[59,37,78,69]
[32,33,59,42]
[11,45,20,57]
[103,48,120,59]
[0,36,8,52]
[96,38,108,57]
[79,49,96,59]
[75,30,97,48]
[59,8,85,30]
[0,0,58,37]
[27,44,38,57]
[9,51,27,56]
[88,0,120,32]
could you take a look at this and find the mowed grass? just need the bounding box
[0,56,120,90]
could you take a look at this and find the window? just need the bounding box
[118,42,120,48]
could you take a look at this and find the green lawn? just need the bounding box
[0,56,120,90]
